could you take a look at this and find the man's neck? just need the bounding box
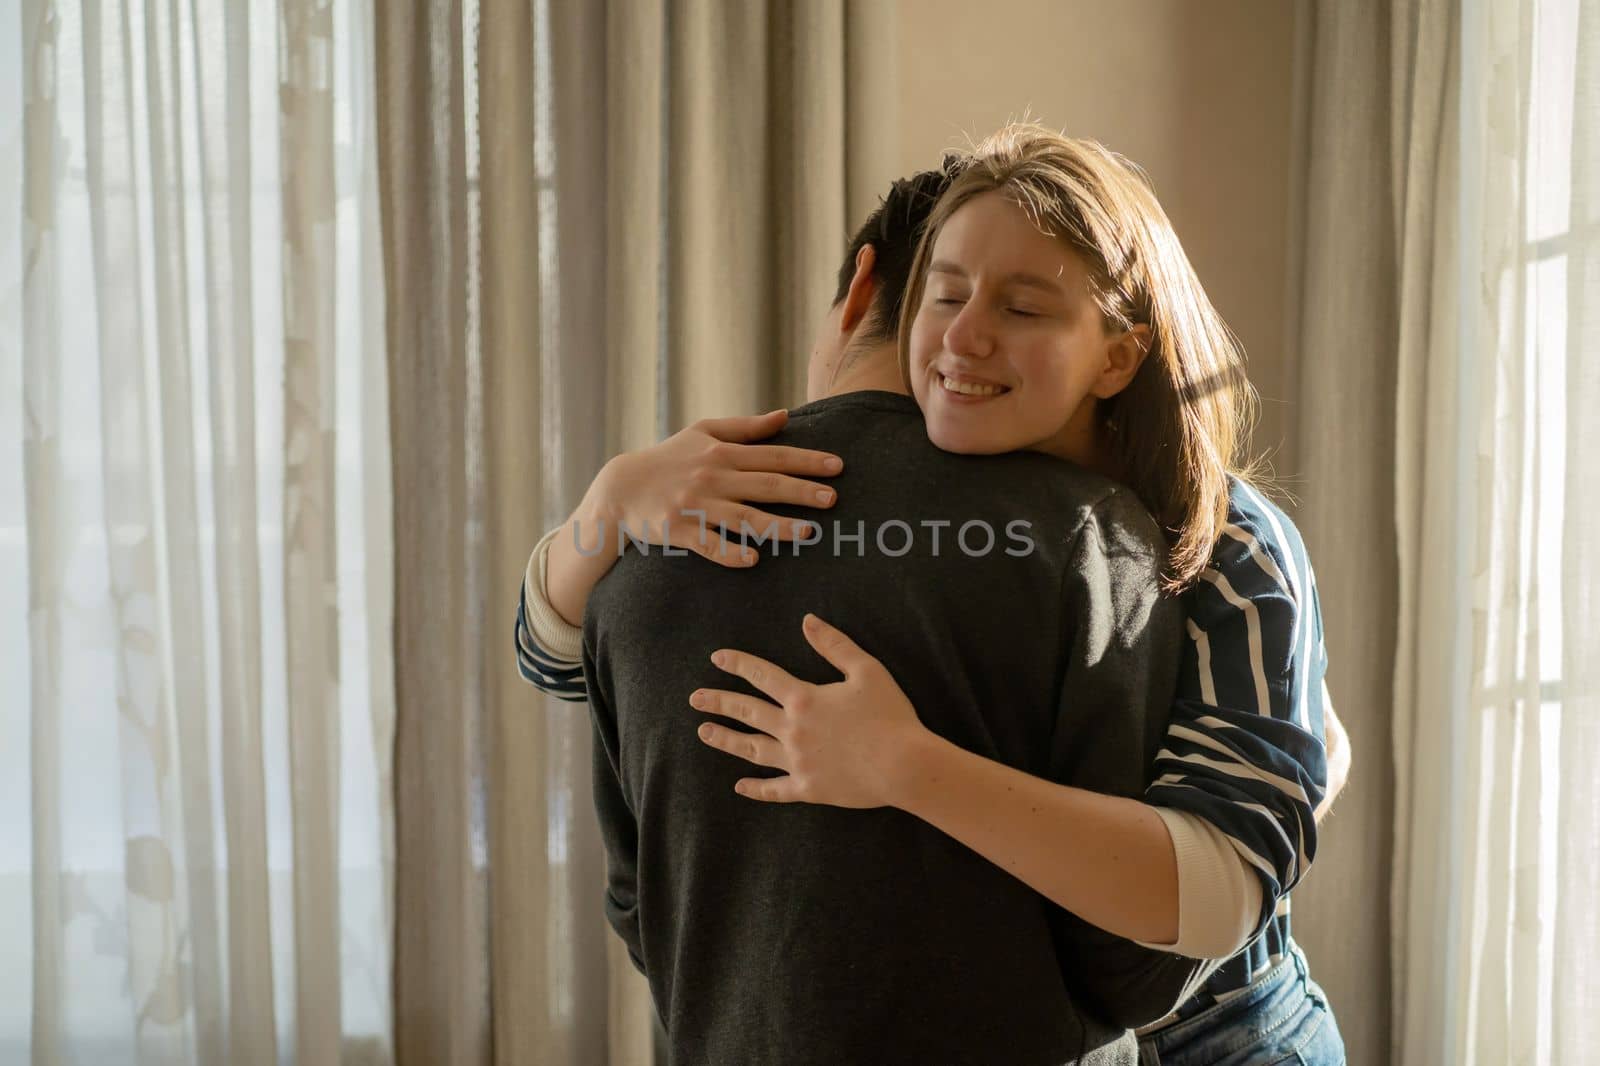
[822,342,909,400]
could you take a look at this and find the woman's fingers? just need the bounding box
[690,686,786,737]
[696,721,787,771]
[689,684,802,801]
[709,648,803,704]
[699,502,818,545]
[800,613,873,678]
[717,469,837,510]
[667,530,759,569]
[732,775,800,803]
[727,443,843,478]
[652,505,810,566]
[694,409,789,444]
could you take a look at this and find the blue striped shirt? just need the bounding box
[514,593,587,700]
[1142,477,1328,1016]
[513,475,1329,1015]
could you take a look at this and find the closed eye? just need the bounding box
[1007,308,1041,318]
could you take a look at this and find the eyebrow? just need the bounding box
[927,259,1066,297]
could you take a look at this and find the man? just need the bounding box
[516,165,1349,1064]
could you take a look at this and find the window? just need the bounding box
[2,0,392,1055]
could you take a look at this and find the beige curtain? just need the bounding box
[9,0,395,1062]
[1386,1,1466,1061]
[377,2,892,1063]
[1279,3,1401,1064]
[374,2,490,1065]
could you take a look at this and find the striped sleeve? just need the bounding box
[1144,480,1329,945]
[513,527,590,702]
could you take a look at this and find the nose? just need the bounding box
[944,300,995,360]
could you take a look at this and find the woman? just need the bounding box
[517,129,1346,1064]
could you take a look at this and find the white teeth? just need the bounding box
[939,373,1007,397]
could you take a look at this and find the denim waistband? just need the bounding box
[1138,944,1310,1052]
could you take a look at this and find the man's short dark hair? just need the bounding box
[831,155,968,344]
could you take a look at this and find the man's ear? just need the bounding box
[1091,323,1152,399]
[839,244,879,335]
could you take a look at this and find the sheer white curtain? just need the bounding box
[1391,0,1599,1061]
[3,1,394,1063]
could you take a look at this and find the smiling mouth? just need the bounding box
[937,372,1011,398]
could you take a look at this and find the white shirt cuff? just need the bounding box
[523,525,585,663]
[1136,806,1264,960]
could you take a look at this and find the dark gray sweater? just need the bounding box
[582,390,1206,1066]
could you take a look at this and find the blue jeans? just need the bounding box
[1135,946,1344,1065]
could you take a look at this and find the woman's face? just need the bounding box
[907,190,1122,463]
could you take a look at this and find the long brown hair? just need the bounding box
[897,124,1258,590]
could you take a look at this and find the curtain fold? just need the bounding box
[477,0,558,1064]
[279,1,344,1060]
[1282,4,1400,1063]
[188,2,272,1060]
[20,4,68,1057]
[1387,1,1464,1062]
[374,1,492,1065]
[1553,7,1600,1058]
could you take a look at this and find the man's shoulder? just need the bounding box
[773,390,926,452]
[1073,480,1168,562]
[778,394,1151,522]
[784,389,924,422]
